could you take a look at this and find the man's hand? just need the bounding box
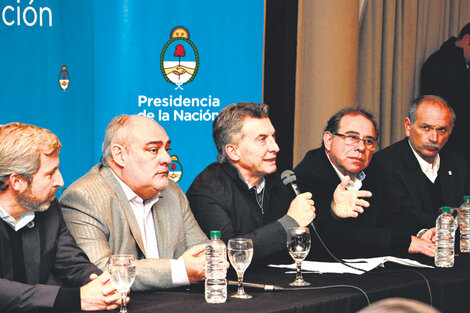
[420,227,436,243]
[332,176,372,218]
[286,192,316,227]
[183,243,206,283]
[80,272,128,311]
[408,236,436,257]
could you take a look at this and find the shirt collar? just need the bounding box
[408,140,440,182]
[325,151,365,190]
[0,205,35,231]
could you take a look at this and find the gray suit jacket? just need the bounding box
[59,163,207,290]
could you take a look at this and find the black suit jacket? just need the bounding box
[187,162,297,263]
[374,138,470,234]
[0,199,100,312]
[294,148,411,260]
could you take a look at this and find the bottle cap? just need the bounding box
[441,206,451,213]
[464,195,470,201]
[210,230,221,238]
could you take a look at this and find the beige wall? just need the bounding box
[294,0,360,165]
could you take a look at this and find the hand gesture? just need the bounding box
[332,176,372,218]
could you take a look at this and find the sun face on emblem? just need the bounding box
[161,26,199,90]
[169,155,183,182]
[58,65,70,91]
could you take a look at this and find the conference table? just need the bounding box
[66,254,470,313]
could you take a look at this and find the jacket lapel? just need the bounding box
[101,166,147,257]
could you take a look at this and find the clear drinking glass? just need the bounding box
[107,254,136,313]
[287,227,311,286]
[227,238,254,299]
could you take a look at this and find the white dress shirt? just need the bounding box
[112,172,190,286]
[408,140,440,183]
[0,205,35,231]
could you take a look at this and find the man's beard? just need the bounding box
[17,186,55,213]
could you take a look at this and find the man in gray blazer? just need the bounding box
[60,115,208,290]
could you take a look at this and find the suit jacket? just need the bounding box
[0,199,100,312]
[294,148,411,260]
[186,162,297,262]
[374,138,470,234]
[59,163,207,291]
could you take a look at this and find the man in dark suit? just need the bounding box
[294,108,435,260]
[0,123,123,312]
[420,23,470,163]
[375,95,470,239]
[187,102,316,262]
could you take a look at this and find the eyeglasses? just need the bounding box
[333,133,378,151]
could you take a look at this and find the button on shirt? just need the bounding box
[0,206,35,231]
[112,172,190,286]
[408,140,440,183]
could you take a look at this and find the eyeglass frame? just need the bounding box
[332,132,378,151]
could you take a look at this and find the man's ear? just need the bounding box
[323,131,333,151]
[404,117,412,137]
[111,144,126,167]
[9,173,28,193]
[225,144,240,162]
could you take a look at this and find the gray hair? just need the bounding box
[102,115,132,164]
[0,123,61,191]
[408,95,456,124]
[213,102,269,163]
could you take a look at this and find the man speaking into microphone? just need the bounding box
[187,102,316,263]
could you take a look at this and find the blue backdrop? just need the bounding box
[0,0,264,192]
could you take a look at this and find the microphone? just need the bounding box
[281,170,368,275]
[281,170,300,196]
[228,280,284,291]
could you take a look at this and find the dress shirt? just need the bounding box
[408,140,440,183]
[112,172,190,286]
[0,205,35,231]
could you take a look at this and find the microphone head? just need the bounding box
[281,170,296,186]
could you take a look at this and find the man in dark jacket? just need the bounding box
[374,96,470,240]
[294,108,435,260]
[0,123,122,312]
[420,22,470,162]
[187,102,315,262]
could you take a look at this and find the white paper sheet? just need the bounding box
[269,256,433,275]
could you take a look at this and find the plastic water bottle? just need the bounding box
[205,230,227,303]
[459,196,470,253]
[435,206,458,267]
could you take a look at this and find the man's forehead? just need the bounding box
[128,118,169,143]
[338,114,375,136]
[415,102,452,124]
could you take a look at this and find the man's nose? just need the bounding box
[429,129,438,142]
[54,171,64,188]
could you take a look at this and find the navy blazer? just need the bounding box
[374,138,470,234]
[294,148,411,260]
[0,199,100,312]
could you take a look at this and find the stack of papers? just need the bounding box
[269,256,433,275]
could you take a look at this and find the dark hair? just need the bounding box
[458,22,470,39]
[213,102,269,163]
[408,95,456,124]
[323,107,379,139]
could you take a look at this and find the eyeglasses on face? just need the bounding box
[333,132,378,150]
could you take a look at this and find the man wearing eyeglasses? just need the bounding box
[375,95,470,249]
[294,108,435,259]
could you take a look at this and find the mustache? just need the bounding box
[424,142,439,148]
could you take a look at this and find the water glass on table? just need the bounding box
[287,227,311,286]
[228,238,254,299]
[107,254,136,313]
